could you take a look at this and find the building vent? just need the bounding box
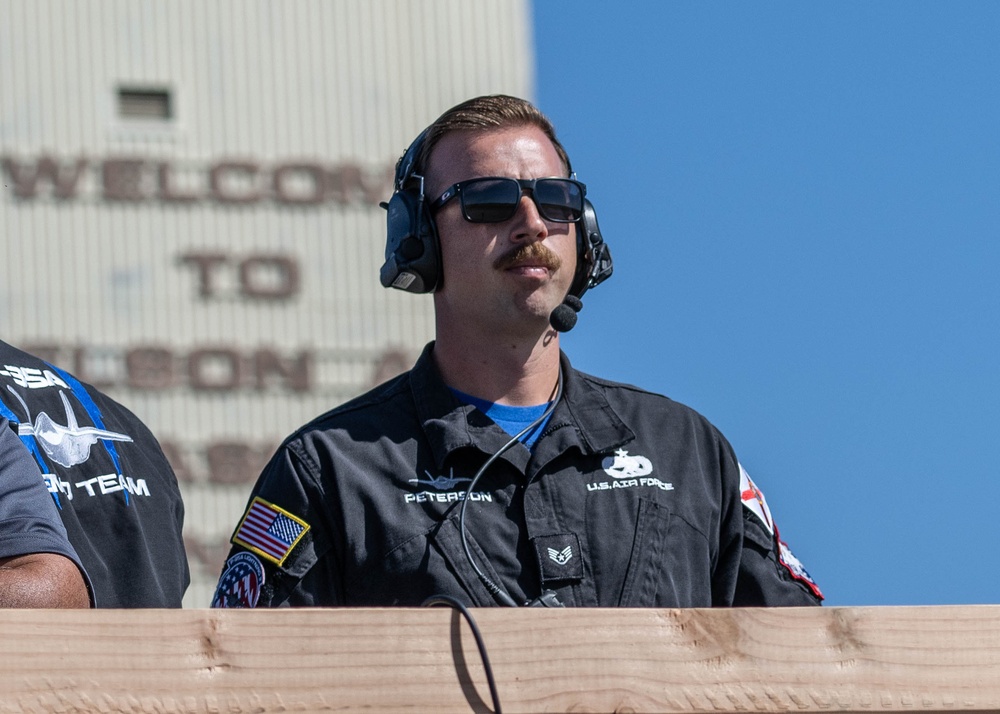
[118,87,172,120]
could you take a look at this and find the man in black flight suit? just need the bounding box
[213,94,822,609]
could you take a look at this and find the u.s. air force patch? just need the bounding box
[212,552,264,608]
[232,497,310,566]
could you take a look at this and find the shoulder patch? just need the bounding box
[739,463,774,535]
[776,526,824,600]
[212,552,265,608]
[739,464,823,599]
[232,496,310,567]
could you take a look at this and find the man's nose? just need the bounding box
[509,191,549,242]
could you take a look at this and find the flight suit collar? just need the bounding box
[409,343,508,470]
[544,350,635,456]
[408,343,635,471]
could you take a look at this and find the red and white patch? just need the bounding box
[739,464,823,600]
[739,463,774,534]
[775,525,824,600]
[212,552,265,608]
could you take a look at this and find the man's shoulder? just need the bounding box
[569,366,730,443]
[574,369,667,398]
[0,340,175,476]
[573,367,706,415]
[1,340,124,410]
[0,340,28,361]
[0,340,58,385]
[287,370,415,443]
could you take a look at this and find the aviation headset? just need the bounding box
[380,127,613,300]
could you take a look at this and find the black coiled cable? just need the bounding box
[422,594,504,714]
[458,368,563,607]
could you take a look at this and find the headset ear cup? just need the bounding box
[381,127,443,293]
[380,189,441,293]
[569,198,613,299]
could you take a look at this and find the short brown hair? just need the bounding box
[416,94,572,179]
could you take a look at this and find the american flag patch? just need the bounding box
[232,497,310,566]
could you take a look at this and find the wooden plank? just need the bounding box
[0,606,997,713]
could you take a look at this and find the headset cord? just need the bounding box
[422,370,563,713]
[458,368,564,608]
[422,594,504,714]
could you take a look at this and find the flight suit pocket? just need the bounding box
[617,498,671,606]
[429,514,510,607]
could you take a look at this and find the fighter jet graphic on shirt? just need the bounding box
[6,387,132,468]
[408,468,472,490]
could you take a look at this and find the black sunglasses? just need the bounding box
[430,176,586,223]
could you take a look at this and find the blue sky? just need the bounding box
[533,2,1000,606]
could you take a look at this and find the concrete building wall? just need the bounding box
[0,0,533,606]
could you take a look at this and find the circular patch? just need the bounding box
[212,551,265,608]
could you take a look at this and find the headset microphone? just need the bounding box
[548,294,583,333]
[544,198,613,333]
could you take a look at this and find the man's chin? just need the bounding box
[514,296,565,327]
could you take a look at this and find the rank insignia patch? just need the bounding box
[232,497,310,566]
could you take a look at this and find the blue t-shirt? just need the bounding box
[450,389,554,448]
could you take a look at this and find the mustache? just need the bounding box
[493,242,562,272]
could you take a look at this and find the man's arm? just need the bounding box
[213,442,333,608]
[0,418,93,608]
[0,553,90,608]
[731,462,823,606]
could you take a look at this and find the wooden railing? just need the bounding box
[1,606,997,712]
